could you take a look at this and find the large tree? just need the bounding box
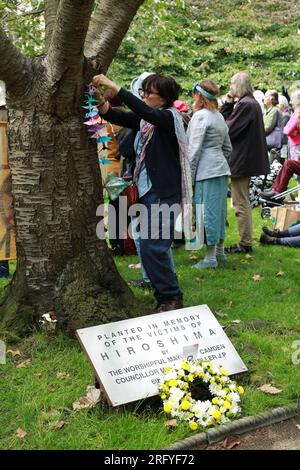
[0,0,144,335]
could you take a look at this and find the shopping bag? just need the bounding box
[271,205,300,230]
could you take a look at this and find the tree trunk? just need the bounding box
[0,68,140,336]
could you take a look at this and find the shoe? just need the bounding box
[128,279,152,289]
[262,226,281,238]
[157,295,183,313]
[260,190,277,200]
[192,259,218,269]
[259,233,278,245]
[225,243,252,254]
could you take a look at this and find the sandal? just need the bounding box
[225,243,252,254]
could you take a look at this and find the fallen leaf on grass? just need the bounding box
[276,271,285,277]
[222,435,241,449]
[196,276,204,282]
[164,419,178,428]
[7,349,21,357]
[215,310,228,318]
[296,424,300,430]
[281,347,289,353]
[42,409,60,420]
[16,428,27,439]
[284,288,292,294]
[16,359,31,368]
[189,255,198,261]
[245,254,253,260]
[128,263,141,270]
[252,274,264,281]
[48,385,56,392]
[258,384,282,394]
[48,420,65,430]
[219,288,226,293]
[240,259,250,264]
[73,386,101,411]
[56,372,70,379]
[231,320,241,324]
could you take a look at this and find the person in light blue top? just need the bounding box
[187,80,232,268]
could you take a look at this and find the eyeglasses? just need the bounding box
[138,88,160,98]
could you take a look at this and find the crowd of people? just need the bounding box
[91,72,300,312]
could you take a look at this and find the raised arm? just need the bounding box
[92,75,175,132]
[102,107,141,130]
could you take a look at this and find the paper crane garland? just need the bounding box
[83,84,112,156]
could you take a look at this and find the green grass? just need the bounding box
[1,204,300,449]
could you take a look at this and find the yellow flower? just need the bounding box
[187,374,194,382]
[168,379,178,387]
[225,395,232,402]
[212,397,219,405]
[207,420,214,426]
[181,362,190,371]
[162,385,169,393]
[210,378,215,384]
[220,368,228,376]
[181,400,191,411]
[164,402,172,413]
[212,410,221,420]
[223,401,231,410]
[161,393,166,400]
[238,386,244,395]
[189,421,198,431]
[183,383,189,390]
[165,367,172,373]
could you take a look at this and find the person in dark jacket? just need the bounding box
[92,73,191,312]
[220,72,270,253]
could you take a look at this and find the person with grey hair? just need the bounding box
[261,89,300,201]
[220,72,269,253]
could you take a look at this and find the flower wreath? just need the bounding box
[160,359,244,431]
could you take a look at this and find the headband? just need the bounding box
[192,83,216,100]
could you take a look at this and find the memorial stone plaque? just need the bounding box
[77,305,247,406]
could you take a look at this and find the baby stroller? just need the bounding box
[249,160,283,212]
[259,184,300,219]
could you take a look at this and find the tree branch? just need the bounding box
[46,0,95,86]
[84,0,145,73]
[45,0,60,50]
[0,26,31,99]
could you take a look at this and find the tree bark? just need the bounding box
[1,70,139,335]
[0,1,146,336]
[45,0,60,50]
[85,0,145,72]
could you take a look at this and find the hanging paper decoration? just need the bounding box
[83,84,112,155]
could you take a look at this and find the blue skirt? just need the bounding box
[194,176,228,245]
